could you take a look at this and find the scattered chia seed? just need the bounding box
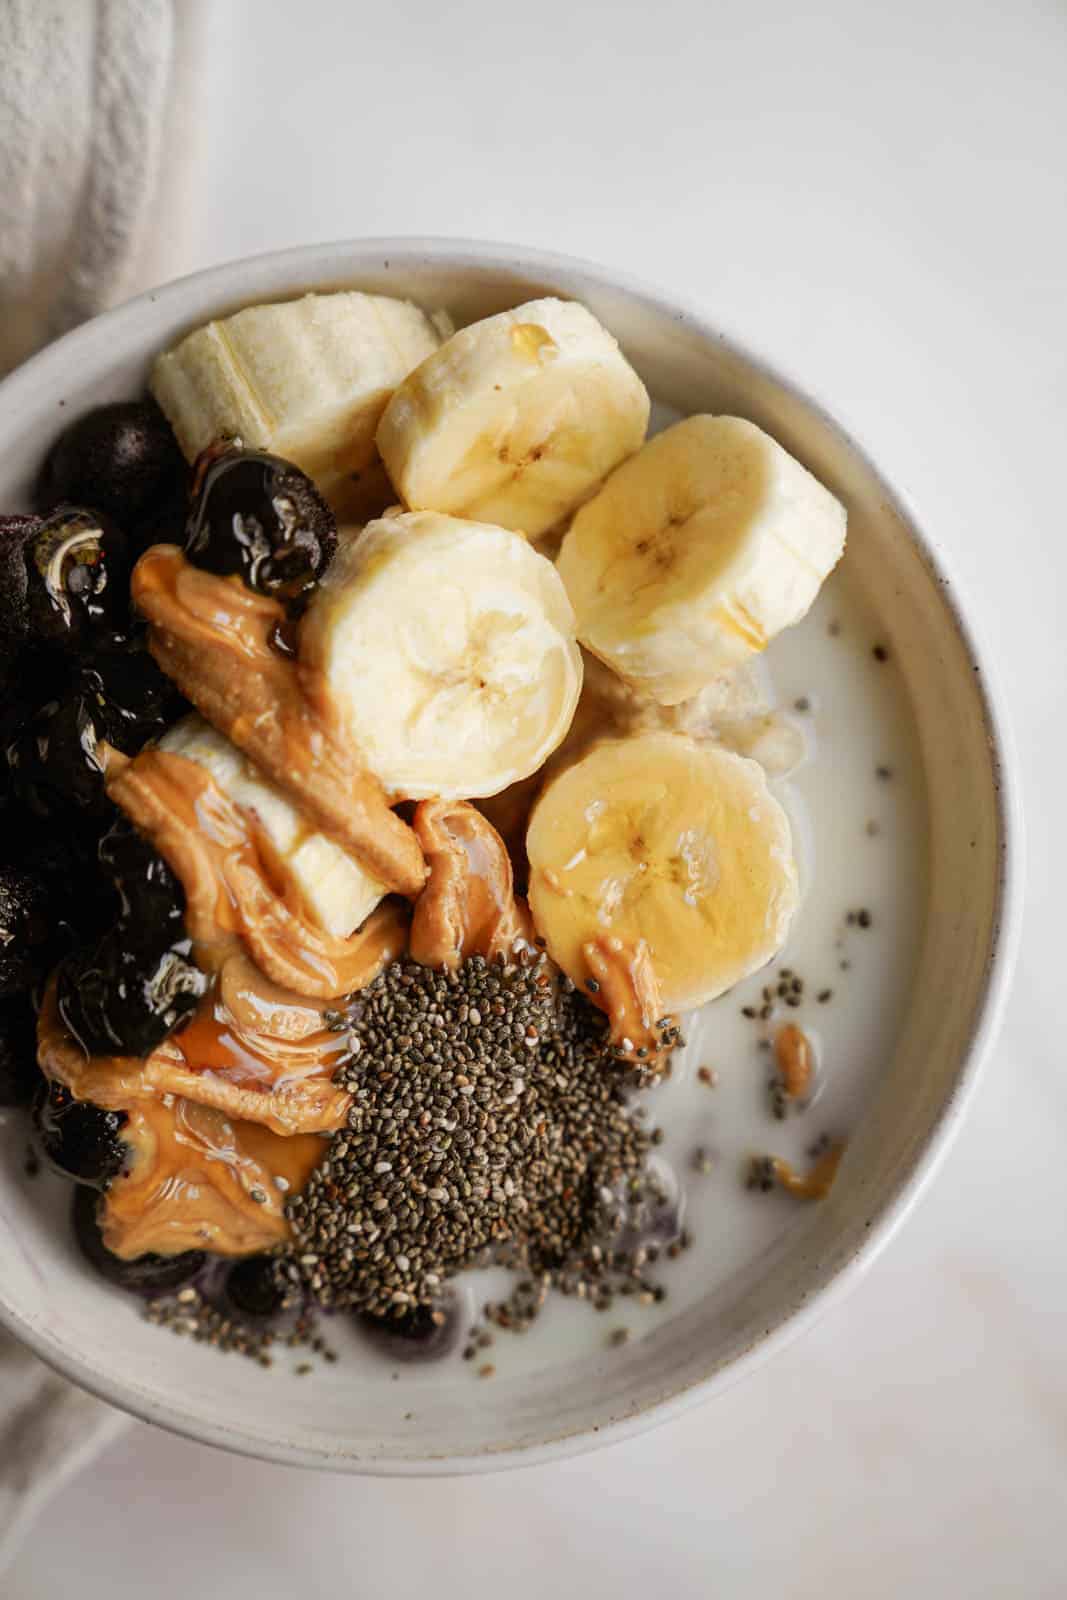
[746,1156,777,1193]
[143,1289,331,1368]
[609,1327,630,1347]
[817,989,833,1004]
[857,909,872,929]
[872,644,889,662]
[876,764,892,781]
[827,620,841,637]
[865,820,880,837]
[793,697,810,712]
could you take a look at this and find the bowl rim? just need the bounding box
[0,237,1024,1474]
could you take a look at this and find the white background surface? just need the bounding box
[9,1,1067,1594]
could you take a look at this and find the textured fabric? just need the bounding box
[0,0,207,1571]
[0,0,207,374]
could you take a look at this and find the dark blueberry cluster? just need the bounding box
[184,446,336,615]
[1,404,342,1296]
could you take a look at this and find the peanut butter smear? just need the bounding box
[580,935,677,1072]
[410,799,531,968]
[106,747,406,1001]
[768,1144,844,1200]
[131,545,426,897]
[39,982,351,1137]
[103,1095,326,1260]
[38,987,331,1256]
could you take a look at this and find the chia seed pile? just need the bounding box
[280,949,681,1328]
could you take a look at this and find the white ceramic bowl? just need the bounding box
[0,240,1020,1473]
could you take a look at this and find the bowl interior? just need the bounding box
[0,243,1009,1471]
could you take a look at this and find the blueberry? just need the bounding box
[185,446,336,613]
[0,863,51,996]
[25,825,119,958]
[129,481,189,558]
[0,515,37,683]
[98,820,185,942]
[358,1297,461,1362]
[24,507,130,653]
[78,644,186,753]
[35,1080,127,1186]
[0,994,42,1106]
[35,400,187,530]
[224,1255,286,1320]
[57,928,207,1059]
[5,645,182,819]
[71,1183,205,1294]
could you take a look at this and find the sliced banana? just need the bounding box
[526,731,798,1012]
[375,298,650,539]
[300,510,583,801]
[160,716,386,937]
[151,291,442,516]
[557,415,846,705]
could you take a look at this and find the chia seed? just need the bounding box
[281,955,676,1326]
[143,1289,331,1368]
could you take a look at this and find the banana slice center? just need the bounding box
[585,800,719,929]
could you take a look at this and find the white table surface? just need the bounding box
[9,2,1066,1594]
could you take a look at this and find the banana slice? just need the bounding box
[526,731,798,1013]
[557,415,846,705]
[375,298,650,539]
[300,510,583,800]
[151,291,442,516]
[160,716,386,937]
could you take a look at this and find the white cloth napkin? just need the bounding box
[0,0,208,1573]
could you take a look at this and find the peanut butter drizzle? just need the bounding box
[102,1095,326,1259]
[581,935,676,1072]
[769,1144,844,1200]
[106,747,406,1001]
[131,545,426,897]
[410,799,531,968]
[774,1023,814,1101]
[38,982,351,1137]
